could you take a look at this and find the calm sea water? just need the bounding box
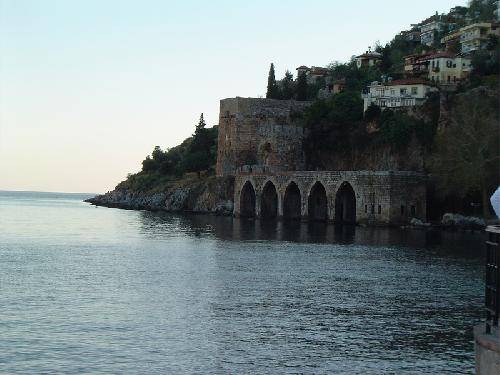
[0,191,486,374]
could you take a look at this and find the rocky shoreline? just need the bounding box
[85,175,493,230]
[86,175,235,216]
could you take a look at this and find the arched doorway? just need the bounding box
[283,182,301,220]
[240,181,256,218]
[260,181,278,219]
[335,182,356,224]
[308,182,328,221]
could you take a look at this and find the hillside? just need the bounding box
[89,0,499,219]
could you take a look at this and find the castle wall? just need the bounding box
[216,97,311,177]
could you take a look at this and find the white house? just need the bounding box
[362,79,433,113]
[421,52,472,84]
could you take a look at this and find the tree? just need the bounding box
[196,113,206,131]
[142,155,156,172]
[364,104,381,122]
[266,63,279,99]
[467,0,497,22]
[429,89,499,217]
[296,71,308,101]
[280,70,294,99]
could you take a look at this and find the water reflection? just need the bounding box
[138,211,485,257]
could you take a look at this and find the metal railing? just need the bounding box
[485,225,500,334]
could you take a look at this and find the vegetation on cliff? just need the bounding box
[117,113,218,193]
[429,88,499,217]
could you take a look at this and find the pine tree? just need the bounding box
[281,70,294,100]
[266,63,279,99]
[296,71,308,101]
[196,113,206,132]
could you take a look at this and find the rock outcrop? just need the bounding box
[441,213,486,229]
[86,176,234,215]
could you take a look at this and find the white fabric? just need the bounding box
[491,187,500,219]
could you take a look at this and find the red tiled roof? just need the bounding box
[310,67,329,75]
[385,78,429,86]
[296,65,310,70]
[417,51,456,60]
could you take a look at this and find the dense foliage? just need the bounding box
[119,114,218,191]
[429,89,499,217]
[266,63,280,99]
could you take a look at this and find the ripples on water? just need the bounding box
[0,191,485,374]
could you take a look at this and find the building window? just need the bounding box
[446,60,453,68]
[448,76,451,82]
[391,89,395,95]
[378,205,381,214]
[400,88,407,95]
[411,205,416,216]
[365,204,367,213]
[401,205,405,216]
[371,204,375,214]
[411,87,418,95]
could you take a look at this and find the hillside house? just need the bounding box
[329,79,346,95]
[318,78,346,99]
[399,29,421,43]
[362,79,433,113]
[441,23,500,54]
[404,53,433,76]
[355,50,382,68]
[441,29,463,50]
[295,65,329,84]
[459,23,499,53]
[422,52,472,84]
[420,16,445,46]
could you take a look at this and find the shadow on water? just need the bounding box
[137,211,485,257]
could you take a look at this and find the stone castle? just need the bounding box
[216,97,426,225]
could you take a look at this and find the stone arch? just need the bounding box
[308,181,328,221]
[240,180,256,218]
[283,181,301,220]
[260,180,278,219]
[335,181,356,224]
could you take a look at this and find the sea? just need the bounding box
[0,190,486,374]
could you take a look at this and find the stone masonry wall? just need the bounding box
[216,97,311,176]
[234,171,426,225]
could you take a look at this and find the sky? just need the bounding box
[0,0,466,193]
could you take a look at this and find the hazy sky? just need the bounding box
[0,0,466,193]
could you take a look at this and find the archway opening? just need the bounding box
[283,182,301,220]
[335,182,356,224]
[240,181,256,218]
[260,181,278,219]
[308,182,328,221]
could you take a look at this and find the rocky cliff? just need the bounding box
[86,176,235,215]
